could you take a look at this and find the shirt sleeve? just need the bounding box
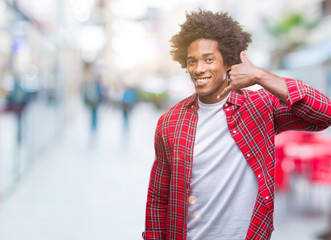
[274,78,331,134]
[143,118,170,239]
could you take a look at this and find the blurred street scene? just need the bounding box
[0,0,331,239]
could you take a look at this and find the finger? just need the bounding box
[217,86,231,99]
[240,51,250,64]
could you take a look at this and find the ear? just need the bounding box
[225,64,231,71]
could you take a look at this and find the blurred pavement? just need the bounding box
[0,101,160,240]
[0,101,329,240]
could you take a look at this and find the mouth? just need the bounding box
[194,77,211,86]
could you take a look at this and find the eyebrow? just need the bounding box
[187,53,215,59]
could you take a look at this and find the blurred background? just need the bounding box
[0,0,331,239]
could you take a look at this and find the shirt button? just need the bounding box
[247,153,250,157]
[265,196,269,200]
[224,103,228,107]
[233,130,237,134]
[189,196,197,204]
[258,174,261,178]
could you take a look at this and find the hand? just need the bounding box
[218,51,262,99]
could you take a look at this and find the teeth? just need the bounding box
[196,78,209,83]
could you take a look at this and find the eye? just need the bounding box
[187,60,196,65]
[206,58,214,63]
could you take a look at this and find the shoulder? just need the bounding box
[239,87,277,108]
[243,87,275,101]
[157,94,195,128]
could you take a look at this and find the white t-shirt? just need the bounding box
[187,97,259,240]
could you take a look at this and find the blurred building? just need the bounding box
[0,0,109,199]
[279,0,331,99]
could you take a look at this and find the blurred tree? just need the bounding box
[264,12,320,68]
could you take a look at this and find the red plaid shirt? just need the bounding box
[144,78,331,240]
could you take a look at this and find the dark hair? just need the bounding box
[170,10,252,68]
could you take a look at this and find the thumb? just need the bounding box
[240,51,249,63]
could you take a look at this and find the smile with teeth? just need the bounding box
[195,77,211,83]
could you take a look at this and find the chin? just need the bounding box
[196,90,211,96]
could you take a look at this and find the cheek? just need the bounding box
[188,72,195,81]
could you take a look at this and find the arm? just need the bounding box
[218,51,331,132]
[273,78,331,133]
[144,121,170,239]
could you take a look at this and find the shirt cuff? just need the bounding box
[285,78,307,108]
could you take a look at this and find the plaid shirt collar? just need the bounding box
[185,90,246,109]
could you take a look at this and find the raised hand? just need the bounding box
[218,51,262,99]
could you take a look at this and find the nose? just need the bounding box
[193,61,205,75]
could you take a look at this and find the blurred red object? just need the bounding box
[275,131,331,191]
[311,156,331,183]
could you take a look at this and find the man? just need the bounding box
[143,10,331,240]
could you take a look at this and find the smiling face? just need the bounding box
[187,39,230,104]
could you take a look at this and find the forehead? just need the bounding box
[187,39,220,56]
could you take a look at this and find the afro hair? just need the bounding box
[170,10,252,68]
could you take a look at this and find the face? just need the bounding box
[187,39,230,104]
